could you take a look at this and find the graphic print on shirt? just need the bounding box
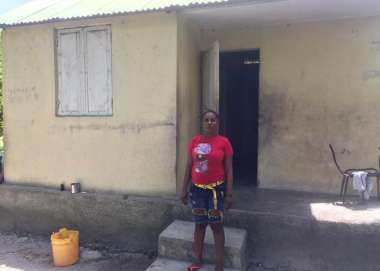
[194,143,211,174]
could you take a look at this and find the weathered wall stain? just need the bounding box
[335,110,355,142]
[5,87,39,103]
[48,121,175,134]
[340,148,351,155]
[259,83,292,149]
[370,40,380,52]
[362,70,380,80]
[335,109,372,144]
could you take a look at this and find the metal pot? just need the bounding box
[71,182,81,194]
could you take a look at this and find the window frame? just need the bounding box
[55,25,113,117]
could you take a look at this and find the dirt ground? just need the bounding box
[0,231,310,271]
[0,232,154,271]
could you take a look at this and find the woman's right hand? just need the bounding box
[180,191,188,205]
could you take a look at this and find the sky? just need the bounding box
[0,0,32,15]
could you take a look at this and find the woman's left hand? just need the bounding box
[180,191,189,205]
[224,195,232,210]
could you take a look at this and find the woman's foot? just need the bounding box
[187,263,202,271]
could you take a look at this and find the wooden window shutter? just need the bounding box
[84,26,112,116]
[57,28,85,115]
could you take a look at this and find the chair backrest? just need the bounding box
[329,144,344,175]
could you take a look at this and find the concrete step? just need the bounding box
[146,257,239,271]
[158,220,247,270]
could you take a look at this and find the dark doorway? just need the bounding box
[219,50,260,186]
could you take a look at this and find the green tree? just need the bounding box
[0,29,3,136]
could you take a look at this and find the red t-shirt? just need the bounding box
[188,135,233,185]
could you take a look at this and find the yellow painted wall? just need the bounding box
[200,16,380,193]
[3,12,178,194]
[177,17,201,193]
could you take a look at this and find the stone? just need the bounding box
[80,248,103,261]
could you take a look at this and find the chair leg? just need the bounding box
[342,175,349,204]
[340,175,346,198]
[377,176,380,200]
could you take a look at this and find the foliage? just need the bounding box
[0,29,3,137]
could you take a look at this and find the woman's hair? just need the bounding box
[200,109,219,120]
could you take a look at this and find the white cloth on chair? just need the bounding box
[352,171,373,200]
[352,171,368,191]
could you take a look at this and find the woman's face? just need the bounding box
[202,112,218,135]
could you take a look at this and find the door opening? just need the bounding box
[219,50,260,186]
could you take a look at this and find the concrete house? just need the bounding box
[2,0,380,196]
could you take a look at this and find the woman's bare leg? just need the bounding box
[194,223,207,265]
[210,222,225,271]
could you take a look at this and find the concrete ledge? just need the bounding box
[0,184,180,253]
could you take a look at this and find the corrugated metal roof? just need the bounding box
[0,0,234,27]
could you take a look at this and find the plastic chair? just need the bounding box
[329,144,380,203]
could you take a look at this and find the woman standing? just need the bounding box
[181,110,234,271]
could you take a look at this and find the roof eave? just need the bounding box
[0,1,241,28]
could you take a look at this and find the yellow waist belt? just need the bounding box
[194,180,224,210]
